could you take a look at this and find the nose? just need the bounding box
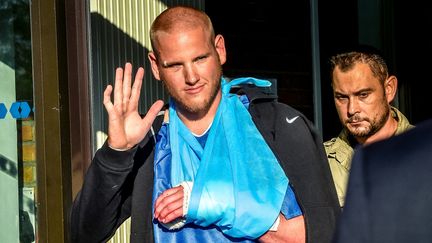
[184,65,199,85]
[347,98,359,116]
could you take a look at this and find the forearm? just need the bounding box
[70,142,137,242]
[258,215,305,243]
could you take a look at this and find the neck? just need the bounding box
[356,115,398,145]
[177,91,222,135]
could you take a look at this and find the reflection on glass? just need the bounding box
[0,0,36,242]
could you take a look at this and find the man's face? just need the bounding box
[332,62,391,139]
[149,27,226,117]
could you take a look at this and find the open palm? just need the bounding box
[103,62,164,150]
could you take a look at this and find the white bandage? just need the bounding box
[269,215,281,231]
[180,181,193,216]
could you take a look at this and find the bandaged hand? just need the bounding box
[154,181,193,230]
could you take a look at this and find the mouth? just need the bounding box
[348,121,362,127]
[185,84,204,95]
[346,118,364,126]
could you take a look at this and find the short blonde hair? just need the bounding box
[149,6,215,56]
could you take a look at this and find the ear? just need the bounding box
[148,52,161,81]
[214,34,226,65]
[384,75,398,103]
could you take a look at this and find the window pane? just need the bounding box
[0,0,36,242]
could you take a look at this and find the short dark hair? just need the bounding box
[329,45,389,84]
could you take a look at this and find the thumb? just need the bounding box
[141,100,164,129]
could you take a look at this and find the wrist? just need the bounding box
[107,144,130,151]
[269,214,280,231]
[180,181,193,217]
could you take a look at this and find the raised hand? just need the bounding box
[103,62,164,150]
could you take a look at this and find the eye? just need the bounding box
[335,94,347,101]
[358,92,369,99]
[195,55,208,64]
[165,63,182,71]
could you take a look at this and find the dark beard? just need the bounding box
[356,106,391,138]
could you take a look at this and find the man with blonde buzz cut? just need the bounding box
[72,6,340,243]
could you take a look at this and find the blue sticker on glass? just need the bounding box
[9,101,31,119]
[0,103,7,119]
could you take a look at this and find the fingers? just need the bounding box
[122,63,133,112]
[103,85,114,112]
[154,186,184,223]
[128,67,144,112]
[113,66,124,110]
[160,206,183,224]
[113,63,145,114]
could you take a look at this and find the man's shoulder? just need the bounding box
[323,137,340,157]
[233,83,278,102]
[253,100,310,129]
[391,106,415,134]
[324,130,351,149]
[323,137,338,147]
[233,83,304,114]
[324,133,346,149]
[323,133,354,166]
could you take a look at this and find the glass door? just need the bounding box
[0,0,36,242]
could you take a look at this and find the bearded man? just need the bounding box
[324,47,413,207]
